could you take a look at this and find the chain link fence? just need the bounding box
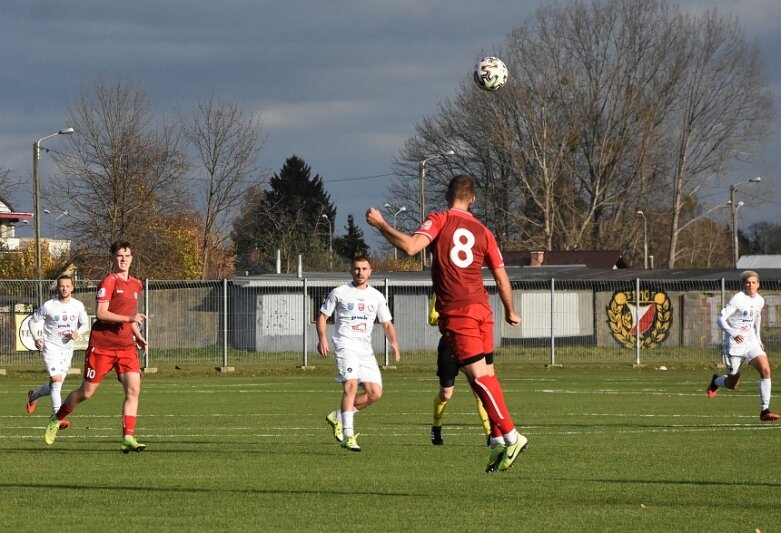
[1,275,779,370]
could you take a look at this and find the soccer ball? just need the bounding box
[474,56,508,91]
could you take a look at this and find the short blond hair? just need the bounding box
[740,270,759,283]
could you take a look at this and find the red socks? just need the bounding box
[470,374,515,435]
[56,405,138,438]
[56,404,74,421]
[123,415,137,436]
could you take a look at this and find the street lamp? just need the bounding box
[418,149,455,268]
[636,210,648,270]
[46,209,69,239]
[33,128,74,305]
[55,210,69,239]
[321,214,332,269]
[729,176,761,267]
[383,203,407,261]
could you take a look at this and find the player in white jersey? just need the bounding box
[707,270,779,421]
[317,255,400,451]
[26,275,90,428]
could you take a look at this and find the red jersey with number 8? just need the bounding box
[415,208,504,311]
[89,273,143,350]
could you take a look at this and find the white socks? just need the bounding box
[338,407,359,438]
[714,375,771,412]
[759,378,771,411]
[50,380,63,414]
[503,428,520,446]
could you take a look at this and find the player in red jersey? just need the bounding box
[44,241,148,453]
[367,174,527,473]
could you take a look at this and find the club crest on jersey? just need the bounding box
[358,302,365,311]
[347,302,355,311]
[97,288,106,298]
[607,290,672,349]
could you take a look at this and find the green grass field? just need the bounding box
[1,365,779,532]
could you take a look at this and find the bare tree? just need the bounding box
[0,168,14,201]
[392,0,773,266]
[49,77,191,277]
[674,216,731,268]
[184,92,264,278]
[661,9,773,267]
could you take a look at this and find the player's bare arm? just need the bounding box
[316,313,331,357]
[383,321,401,362]
[492,267,521,326]
[366,207,429,256]
[131,322,148,354]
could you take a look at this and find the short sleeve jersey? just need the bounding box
[88,273,143,350]
[718,291,764,348]
[319,283,392,357]
[415,208,505,310]
[29,297,90,349]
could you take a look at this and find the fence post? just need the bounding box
[383,278,390,367]
[302,278,309,368]
[144,279,149,368]
[223,278,228,368]
[635,278,641,366]
[217,279,235,373]
[549,277,556,366]
[142,279,157,373]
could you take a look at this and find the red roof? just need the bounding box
[503,250,628,269]
[0,212,33,222]
[0,212,33,223]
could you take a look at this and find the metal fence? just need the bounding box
[1,277,779,369]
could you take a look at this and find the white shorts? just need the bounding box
[334,350,382,386]
[41,345,74,377]
[722,341,766,375]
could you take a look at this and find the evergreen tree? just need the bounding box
[231,156,336,274]
[333,214,370,260]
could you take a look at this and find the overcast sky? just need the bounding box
[1,0,779,252]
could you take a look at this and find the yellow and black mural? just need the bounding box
[607,290,672,348]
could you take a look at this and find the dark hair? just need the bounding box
[351,254,371,267]
[110,241,132,255]
[446,175,476,203]
[56,275,73,284]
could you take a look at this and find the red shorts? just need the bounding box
[438,302,495,361]
[83,346,141,383]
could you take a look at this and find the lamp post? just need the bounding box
[33,128,74,305]
[321,214,332,269]
[729,176,761,267]
[44,209,69,239]
[53,210,69,239]
[418,149,455,268]
[383,203,406,261]
[636,211,648,270]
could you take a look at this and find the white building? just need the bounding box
[0,197,70,257]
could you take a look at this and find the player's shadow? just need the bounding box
[0,480,418,496]
[549,476,781,491]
